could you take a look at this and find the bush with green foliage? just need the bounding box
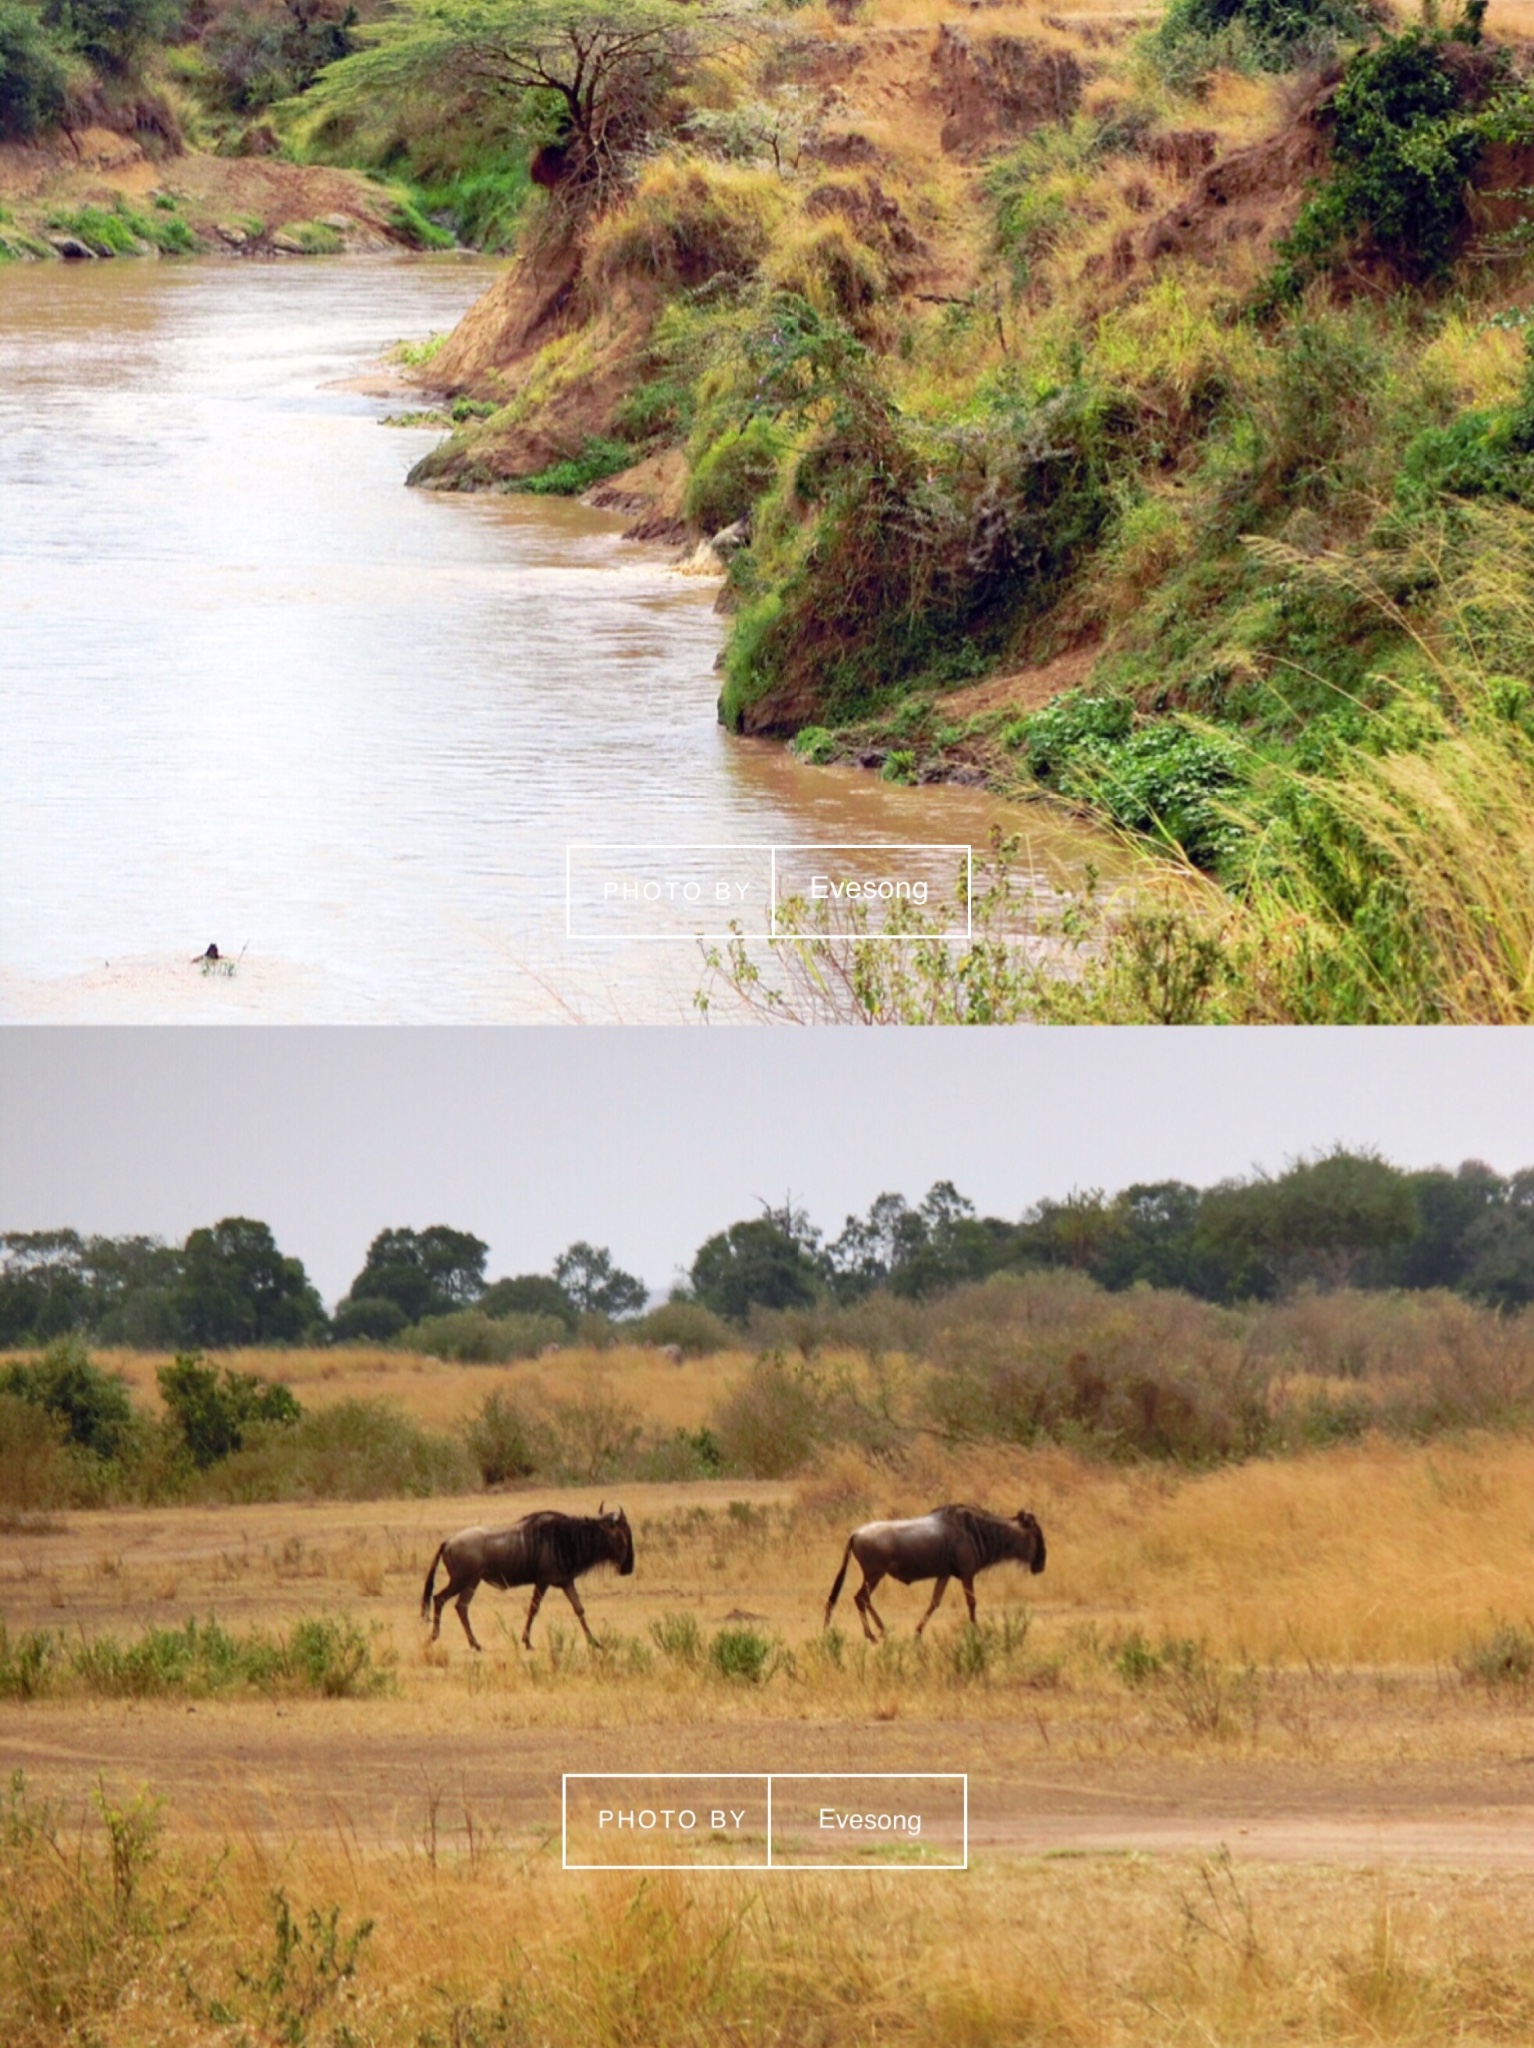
[1152,0,1369,78]
[156,1353,301,1469]
[463,1388,547,1484]
[629,1299,734,1356]
[479,1273,578,1331]
[201,0,356,113]
[404,1308,567,1363]
[0,2,69,139]
[517,438,632,496]
[0,1338,135,1462]
[1272,5,1512,293]
[684,418,783,534]
[199,1397,474,1501]
[0,1614,387,1701]
[42,0,180,73]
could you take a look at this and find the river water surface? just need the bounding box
[1,256,1111,1022]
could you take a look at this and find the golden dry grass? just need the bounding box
[11,1440,1534,2042]
[7,1772,1534,2047]
[90,1343,754,1436]
[7,1433,1534,1745]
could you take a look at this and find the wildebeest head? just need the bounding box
[598,1502,635,1576]
[1013,1509,1046,1574]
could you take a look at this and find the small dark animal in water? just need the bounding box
[421,1505,634,1651]
[824,1503,1046,1641]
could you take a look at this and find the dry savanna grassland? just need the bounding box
[7,1342,1534,2043]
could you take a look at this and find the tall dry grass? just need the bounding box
[6,1772,1534,2048]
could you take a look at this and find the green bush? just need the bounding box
[684,418,783,534]
[629,1300,735,1356]
[712,1353,822,1477]
[44,0,182,73]
[478,1274,577,1331]
[157,1353,300,1468]
[709,1625,774,1683]
[649,1611,703,1665]
[0,1615,388,1700]
[1458,1620,1534,1688]
[1271,11,1507,293]
[1398,337,1534,511]
[0,1339,136,1462]
[1152,0,1368,77]
[331,1296,408,1342]
[516,438,631,496]
[0,2,69,139]
[403,1309,567,1363]
[463,1387,547,1484]
[200,1398,473,1501]
[790,725,838,766]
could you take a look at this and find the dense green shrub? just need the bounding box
[629,1299,735,1356]
[0,2,69,139]
[478,1274,578,1330]
[0,1338,135,1462]
[200,1398,473,1501]
[684,418,783,533]
[156,1353,301,1469]
[201,0,356,112]
[516,438,632,496]
[0,1614,387,1700]
[463,1387,547,1484]
[712,1353,823,1476]
[43,0,181,73]
[332,1296,409,1342]
[1152,0,1369,77]
[403,1309,567,1363]
[1272,8,1511,292]
[1398,336,1534,510]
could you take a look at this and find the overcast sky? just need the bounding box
[2,1028,1530,1304]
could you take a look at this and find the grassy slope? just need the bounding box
[405,0,1534,1019]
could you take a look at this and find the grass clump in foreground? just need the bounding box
[10,1773,1534,2047]
[0,1614,390,1701]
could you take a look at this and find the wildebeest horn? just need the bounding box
[598,1500,605,1514]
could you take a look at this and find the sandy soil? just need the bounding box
[7,1706,1534,1870]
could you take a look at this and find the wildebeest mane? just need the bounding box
[934,1503,1028,1571]
[515,1510,628,1584]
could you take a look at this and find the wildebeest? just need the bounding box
[421,1505,634,1651]
[824,1503,1046,1641]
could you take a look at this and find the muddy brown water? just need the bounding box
[0,256,1116,1022]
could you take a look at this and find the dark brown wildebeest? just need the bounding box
[823,1503,1046,1641]
[421,1505,634,1651]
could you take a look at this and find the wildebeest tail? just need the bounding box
[824,1538,855,1628]
[421,1540,446,1618]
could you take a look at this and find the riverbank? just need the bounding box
[0,128,433,259]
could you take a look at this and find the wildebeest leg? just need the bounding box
[432,1577,461,1643]
[561,1582,603,1650]
[854,1570,886,1643]
[521,1584,546,1649]
[914,1576,950,1637]
[960,1576,978,1626]
[455,1583,483,1651]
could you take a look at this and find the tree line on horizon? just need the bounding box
[6,1149,1534,1352]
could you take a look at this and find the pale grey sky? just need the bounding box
[1,1028,1530,1304]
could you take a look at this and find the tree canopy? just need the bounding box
[307,0,721,197]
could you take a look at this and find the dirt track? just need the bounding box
[8,1709,1534,1870]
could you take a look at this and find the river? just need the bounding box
[0,255,1114,1022]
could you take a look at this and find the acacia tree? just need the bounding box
[311,0,718,201]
